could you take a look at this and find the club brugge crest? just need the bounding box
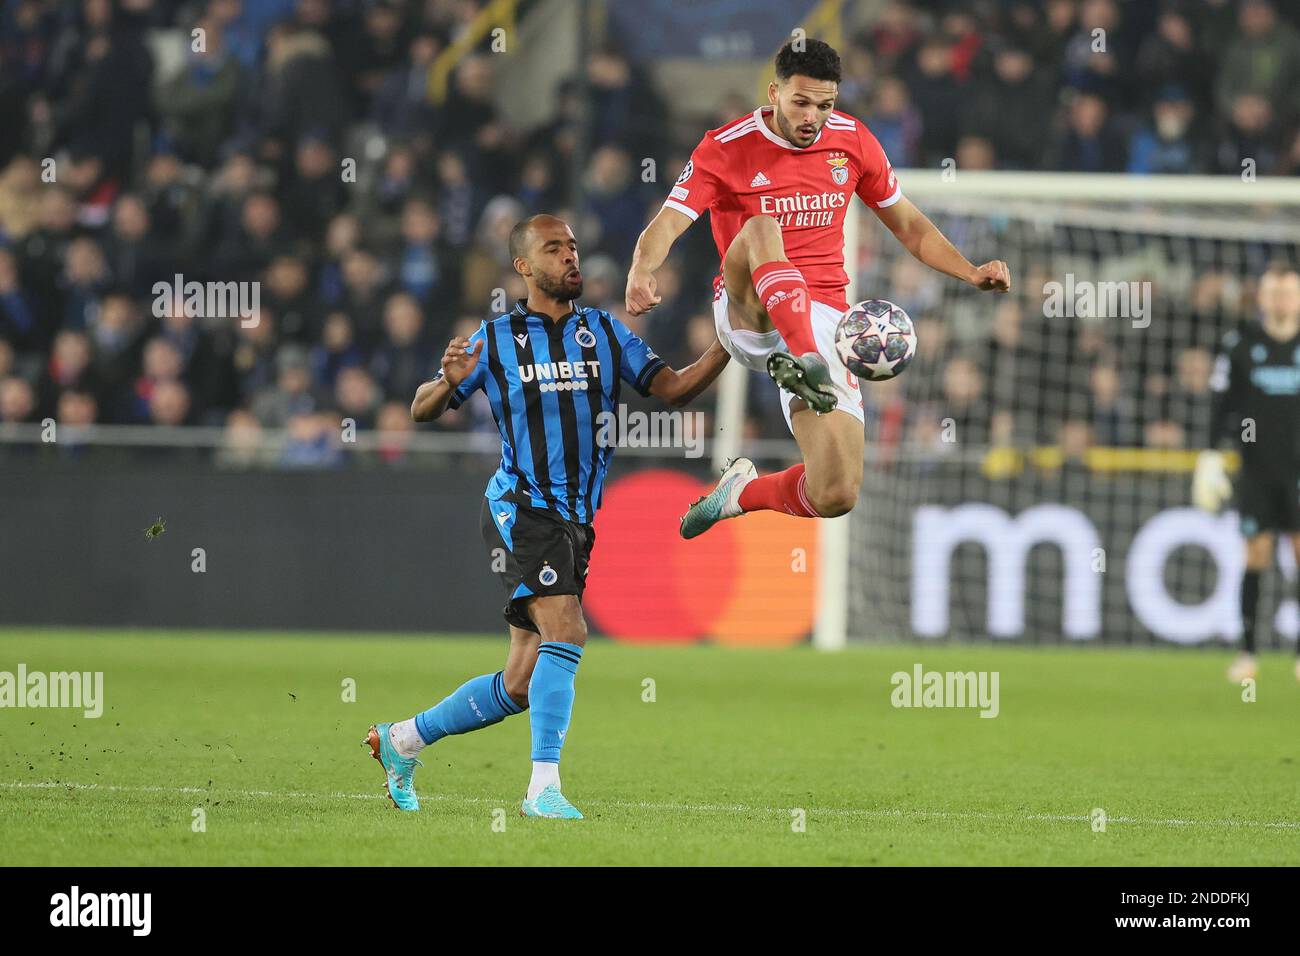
[539,563,558,587]
[576,328,597,348]
[827,155,850,186]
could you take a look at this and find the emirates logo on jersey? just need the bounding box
[758,191,847,214]
[757,190,847,228]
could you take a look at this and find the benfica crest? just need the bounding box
[827,155,850,186]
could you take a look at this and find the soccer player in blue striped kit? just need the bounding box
[366,214,729,818]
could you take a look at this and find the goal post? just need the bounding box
[837,169,1300,649]
[812,196,859,650]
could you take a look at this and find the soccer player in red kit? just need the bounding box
[625,38,1011,537]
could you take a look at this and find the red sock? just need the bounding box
[738,463,820,518]
[752,261,817,356]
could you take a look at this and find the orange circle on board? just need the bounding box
[585,469,817,646]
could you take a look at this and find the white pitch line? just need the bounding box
[3,780,1298,831]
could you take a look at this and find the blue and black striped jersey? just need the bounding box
[444,300,667,523]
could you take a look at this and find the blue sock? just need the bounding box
[414,671,524,745]
[529,642,583,763]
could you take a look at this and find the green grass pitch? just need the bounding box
[2,629,1298,865]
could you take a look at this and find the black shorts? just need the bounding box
[479,498,596,632]
[1237,462,1300,538]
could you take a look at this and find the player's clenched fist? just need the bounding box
[625,267,661,316]
[971,260,1011,293]
[441,336,482,387]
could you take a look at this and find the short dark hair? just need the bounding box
[508,215,543,260]
[774,38,841,84]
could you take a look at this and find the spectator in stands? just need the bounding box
[262,254,319,344]
[1088,363,1136,446]
[905,37,964,167]
[392,196,446,308]
[1128,86,1207,174]
[965,45,1055,170]
[1215,0,1300,121]
[280,410,345,468]
[0,375,36,423]
[334,365,379,431]
[310,311,363,392]
[149,378,191,426]
[583,145,645,266]
[372,31,443,139]
[1050,92,1126,172]
[251,344,316,429]
[1213,93,1284,175]
[59,236,110,332]
[866,76,921,168]
[282,134,347,241]
[0,248,37,350]
[39,328,96,418]
[1135,6,1209,112]
[156,17,243,169]
[214,191,290,281]
[258,24,348,158]
[370,292,431,403]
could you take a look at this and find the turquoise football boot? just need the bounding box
[364,723,422,811]
[520,783,584,819]
[680,457,757,540]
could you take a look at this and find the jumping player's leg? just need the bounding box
[782,403,863,517]
[680,391,865,538]
[681,226,865,537]
[722,215,836,413]
[518,593,586,818]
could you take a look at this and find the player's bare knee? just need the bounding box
[735,214,785,258]
[806,480,858,518]
[738,214,782,241]
[530,596,588,647]
[542,616,587,648]
[502,671,531,709]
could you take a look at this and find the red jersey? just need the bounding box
[663,106,901,311]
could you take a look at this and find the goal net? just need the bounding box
[838,172,1300,648]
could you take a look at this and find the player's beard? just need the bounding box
[536,270,583,302]
[775,107,822,149]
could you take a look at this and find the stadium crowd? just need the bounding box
[0,0,1296,463]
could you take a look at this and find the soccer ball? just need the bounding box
[834,299,917,381]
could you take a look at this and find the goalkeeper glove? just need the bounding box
[1192,450,1231,512]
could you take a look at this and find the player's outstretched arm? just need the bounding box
[411,336,482,422]
[873,197,1010,293]
[625,206,693,316]
[648,336,730,408]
